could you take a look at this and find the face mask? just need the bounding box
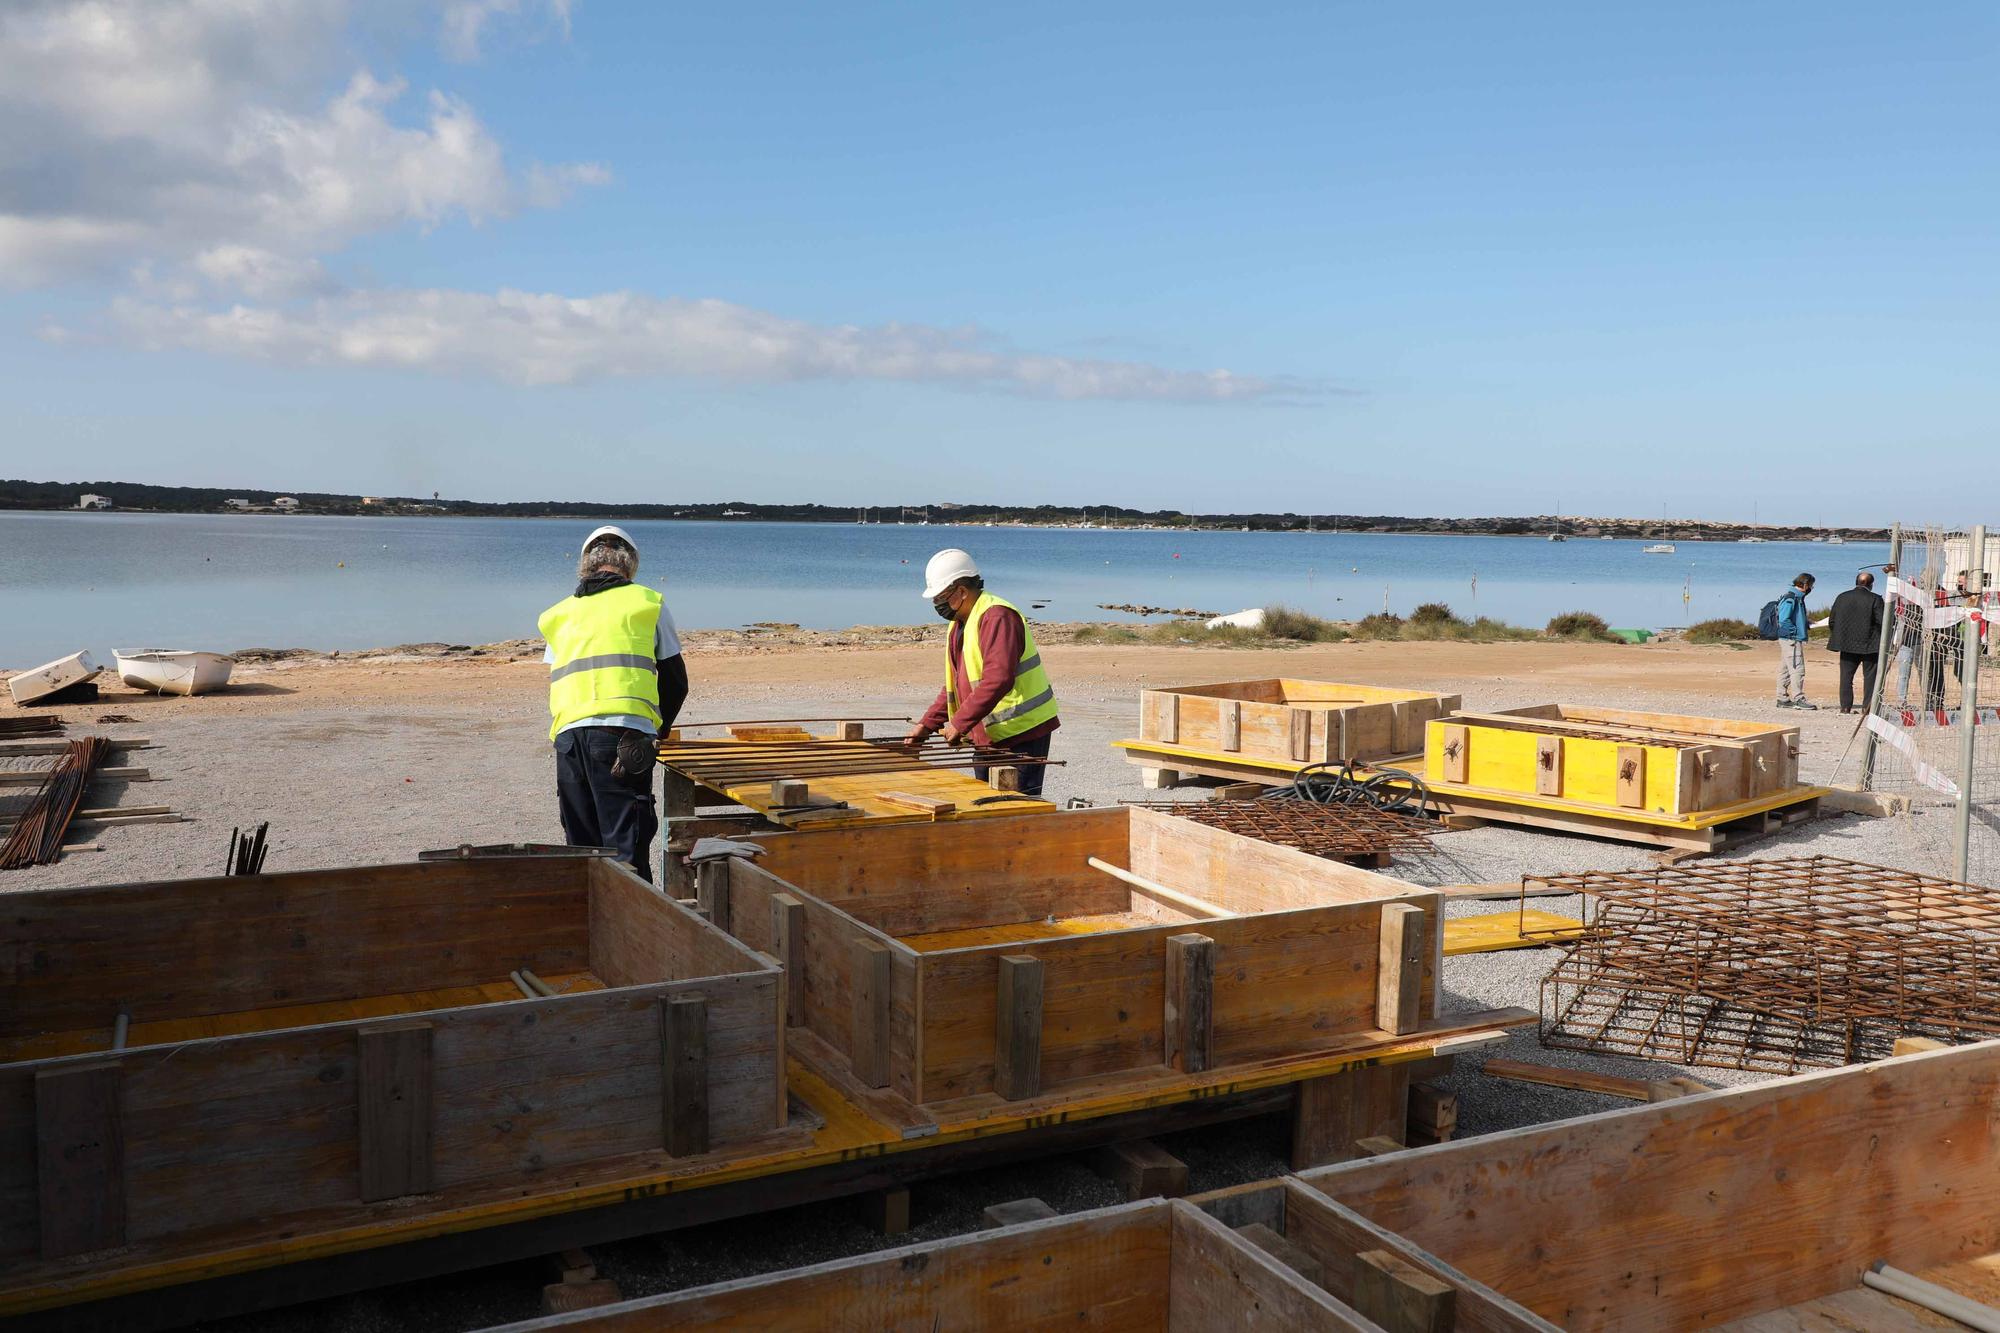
[932,594,956,620]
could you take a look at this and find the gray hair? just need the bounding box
[578,539,637,580]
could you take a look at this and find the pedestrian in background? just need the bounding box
[1825,570,1883,714]
[1770,572,1816,709]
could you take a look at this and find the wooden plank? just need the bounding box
[1290,707,1313,763]
[994,955,1044,1101]
[877,791,955,815]
[1238,1220,1327,1288]
[1479,1057,1707,1103]
[541,1278,624,1314]
[357,1022,434,1202]
[771,894,807,1027]
[1614,745,1645,809]
[1377,903,1425,1036]
[1164,933,1215,1074]
[1089,856,1231,919]
[35,1062,124,1258]
[983,1197,1057,1229]
[1293,1065,1409,1169]
[0,766,149,787]
[770,778,810,807]
[1220,700,1242,752]
[1355,1248,1457,1333]
[1894,1036,1951,1056]
[1440,724,1469,785]
[1150,691,1179,745]
[1354,1136,1405,1158]
[1533,735,1562,797]
[1443,910,1584,957]
[695,858,733,934]
[660,992,709,1157]
[1089,1139,1188,1200]
[1168,1201,1377,1331]
[861,1184,910,1235]
[1408,1083,1457,1143]
[988,766,1020,793]
[850,938,893,1089]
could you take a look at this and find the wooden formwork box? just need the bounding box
[1123,679,1462,787]
[492,1195,1375,1331]
[0,857,787,1283]
[1280,1040,2000,1331]
[1426,704,1802,816]
[714,806,1445,1108]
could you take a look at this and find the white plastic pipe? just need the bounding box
[1863,1263,2000,1332]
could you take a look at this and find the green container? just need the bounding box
[1608,627,1656,644]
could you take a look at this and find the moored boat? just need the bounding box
[115,649,236,696]
[1643,543,1676,554]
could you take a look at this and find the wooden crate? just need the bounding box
[0,856,786,1269]
[490,1196,1373,1331]
[718,806,1443,1105]
[1426,704,1802,817]
[1138,679,1461,767]
[1292,1040,2000,1331]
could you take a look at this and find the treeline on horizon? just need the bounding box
[0,478,1887,539]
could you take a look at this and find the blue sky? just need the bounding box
[2,1,1994,522]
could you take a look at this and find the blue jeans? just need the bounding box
[554,726,658,881]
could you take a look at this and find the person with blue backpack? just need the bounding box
[1759,572,1817,709]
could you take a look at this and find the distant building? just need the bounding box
[225,498,251,509]
[77,494,112,510]
[273,496,300,510]
[360,497,384,506]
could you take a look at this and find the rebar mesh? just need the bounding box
[1530,856,2000,1072]
[1129,799,1437,858]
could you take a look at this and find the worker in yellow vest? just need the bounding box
[905,549,1059,795]
[538,526,689,880]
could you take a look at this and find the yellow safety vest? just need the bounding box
[948,591,1059,742]
[538,583,664,740]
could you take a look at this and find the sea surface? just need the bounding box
[0,512,1890,667]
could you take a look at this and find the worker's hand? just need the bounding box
[903,723,936,748]
[942,725,966,746]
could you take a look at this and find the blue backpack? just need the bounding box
[1757,599,1782,640]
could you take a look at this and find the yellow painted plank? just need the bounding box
[1443,910,1584,956]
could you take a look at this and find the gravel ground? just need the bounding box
[1,669,1945,1331]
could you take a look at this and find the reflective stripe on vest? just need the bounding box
[538,583,663,740]
[947,591,1060,742]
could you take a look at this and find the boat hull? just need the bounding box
[115,650,236,697]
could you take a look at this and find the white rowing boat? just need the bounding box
[6,650,102,705]
[115,650,236,696]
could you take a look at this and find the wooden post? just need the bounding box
[1861,520,1904,789]
[989,765,1021,792]
[695,858,732,934]
[1219,700,1242,752]
[1534,735,1563,796]
[851,938,893,1089]
[1148,691,1179,744]
[1616,745,1646,809]
[663,767,696,819]
[771,778,808,807]
[994,955,1044,1100]
[357,1021,433,1202]
[1439,724,1469,785]
[35,1063,125,1258]
[661,992,709,1157]
[1292,1066,1410,1168]
[1164,933,1214,1074]
[836,721,866,741]
[1289,708,1312,763]
[1353,1249,1456,1333]
[1377,903,1425,1036]
[771,893,806,1027]
[862,1185,911,1235]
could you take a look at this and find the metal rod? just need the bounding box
[673,716,912,728]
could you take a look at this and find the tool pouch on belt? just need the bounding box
[611,728,656,789]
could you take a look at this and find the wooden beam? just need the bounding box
[861,1184,911,1235]
[770,778,809,807]
[663,766,697,819]
[770,894,806,1027]
[1353,1135,1404,1158]
[540,1278,624,1315]
[1293,1066,1410,1169]
[1087,1139,1188,1200]
[1353,1248,1456,1333]
[1164,932,1215,1074]
[1407,1082,1457,1144]
[357,1022,434,1203]
[1534,735,1563,797]
[1480,1056,1711,1102]
[1894,1036,1950,1056]
[982,1197,1057,1229]
[1219,700,1242,752]
[1376,903,1425,1036]
[835,721,867,741]
[1616,745,1646,809]
[994,954,1044,1100]
[1289,708,1313,763]
[1438,723,1469,785]
[1087,856,1230,919]
[988,765,1021,792]
[850,937,893,1089]
[1236,1221,1326,1289]
[661,991,709,1157]
[35,1062,125,1259]
[878,791,955,816]
[695,858,733,933]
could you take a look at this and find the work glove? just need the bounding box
[612,729,657,786]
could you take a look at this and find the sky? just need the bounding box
[1,1,1994,523]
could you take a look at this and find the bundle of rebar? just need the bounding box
[226,822,270,875]
[0,716,63,738]
[1131,798,1437,858]
[1531,856,2000,1073]
[0,736,108,868]
[657,735,1060,785]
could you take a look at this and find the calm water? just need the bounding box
[0,512,1889,667]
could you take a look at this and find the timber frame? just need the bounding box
[721,806,1452,1105]
[0,857,787,1302]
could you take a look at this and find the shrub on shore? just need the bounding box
[1545,610,1619,641]
[1349,605,1536,642]
[1261,604,1348,642]
[1687,617,1759,643]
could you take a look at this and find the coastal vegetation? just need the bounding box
[1544,610,1620,641]
[1687,618,1760,643]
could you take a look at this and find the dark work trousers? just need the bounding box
[1836,652,1878,713]
[973,731,1054,797]
[555,726,658,882]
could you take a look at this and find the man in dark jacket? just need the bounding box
[1825,571,1884,714]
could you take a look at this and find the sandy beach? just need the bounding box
[1,633,1939,1331]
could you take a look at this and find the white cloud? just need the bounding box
[111,288,1312,401]
[440,0,573,63]
[0,0,602,287]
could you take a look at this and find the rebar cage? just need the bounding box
[1127,798,1438,858]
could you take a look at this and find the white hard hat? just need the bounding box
[581,524,637,556]
[922,548,980,599]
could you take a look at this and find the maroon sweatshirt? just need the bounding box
[918,603,1060,747]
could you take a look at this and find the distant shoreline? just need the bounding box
[1,484,1888,544]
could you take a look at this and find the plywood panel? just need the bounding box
[1300,1044,2000,1331]
[1168,1200,1375,1331]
